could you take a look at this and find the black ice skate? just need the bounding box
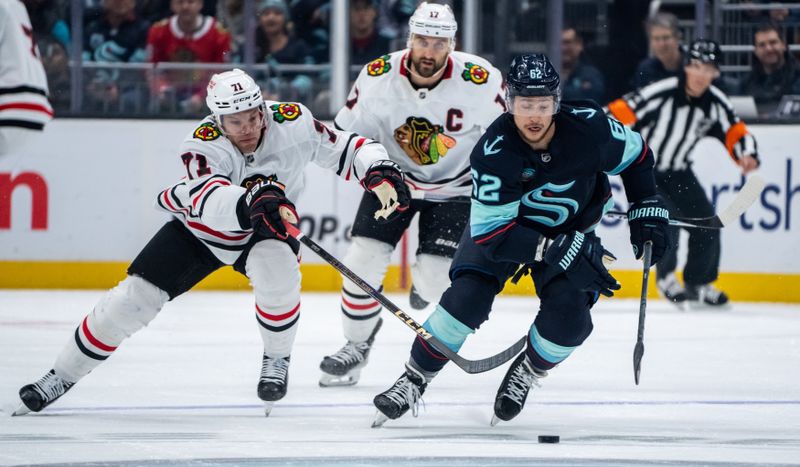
[491,352,546,426]
[258,355,290,416]
[372,363,427,428]
[408,284,429,310]
[686,283,730,308]
[319,318,383,387]
[13,370,75,416]
[656,273,688,310]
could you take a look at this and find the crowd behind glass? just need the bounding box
[24,0,800,119]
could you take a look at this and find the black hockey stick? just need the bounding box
[633,241,653,385]
[283,222,526,374]
[606,174,766,229]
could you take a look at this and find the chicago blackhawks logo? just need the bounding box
[270,103,302,123]
[461,62,489,85]
[393,116,457,166]
[241,173,284,191]
[367,55,391,77]
[193,122,221,141]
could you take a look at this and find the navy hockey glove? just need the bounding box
[544,232,621,297]
[627,195,670,265]
[245,180,298,241]
[362,160,410,223]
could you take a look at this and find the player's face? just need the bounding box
[684,61,717,97]
[512,96,556,144]
[222,108,265,153]
[409,35,451,77]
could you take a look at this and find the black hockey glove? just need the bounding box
[544,231,621,297]
[627,195,670,265]
[362,160,410,223]
[245,180,298,241]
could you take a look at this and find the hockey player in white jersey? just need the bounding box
[319,2,506,387]
[0,0,54,155]
[13,68,410,417]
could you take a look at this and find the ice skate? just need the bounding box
[371,363,427,428]
[13,370,75,416]
[491,353,546,426]
[258,355,290,416]
[408,284,429,310]
[686,283,730,308]
[319,318,382,387]
[657,273,688,310]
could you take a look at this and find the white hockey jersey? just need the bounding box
[0,0,53,129]
[156,102,389,264]
[335,50,505,200]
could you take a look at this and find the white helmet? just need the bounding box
[408,2,458,39]
[205,69,264,126]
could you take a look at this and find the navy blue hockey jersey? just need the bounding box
[469,101,657,263]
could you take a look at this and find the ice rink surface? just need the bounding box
[1,290,799,466]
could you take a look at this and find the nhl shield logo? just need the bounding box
[462,62,489,85]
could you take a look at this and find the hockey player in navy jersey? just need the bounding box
[372,54,672,427]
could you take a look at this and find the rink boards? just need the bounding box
[1,119,798,301]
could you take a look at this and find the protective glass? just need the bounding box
[506,95,559,116]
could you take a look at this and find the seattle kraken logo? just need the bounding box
[521,181,579,227]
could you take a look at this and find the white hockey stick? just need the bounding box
[607,174,766,229]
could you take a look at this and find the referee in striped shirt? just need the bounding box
[607,39,759,308]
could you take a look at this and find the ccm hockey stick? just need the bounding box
[283,222,526,374]
[633,241,653,386]
[606,174,766,229]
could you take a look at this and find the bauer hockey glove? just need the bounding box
[362,160,410,223]
[544,231,621,297]
[627,195,670,265]
[245,180,299,241]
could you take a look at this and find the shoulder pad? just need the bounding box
[365,54,393,77]
[193,121,222,142]
[268,102,304,123]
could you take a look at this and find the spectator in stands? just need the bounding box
[217,0,244,57]
[738,23,800,112]
[254,0,315,101]
[23,0,71,50]
[38,36,71,112]
[83,0,149,113]
[139,0,217,24]
[630,12,683,89]
[146,0,231,114]
[561,26,606,103]
[290,0,330,63]
[351,0,392,67]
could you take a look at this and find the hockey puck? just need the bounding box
[538,435,560,444]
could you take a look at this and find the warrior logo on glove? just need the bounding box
[627,195,671,265]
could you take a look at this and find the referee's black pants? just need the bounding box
[655,169,720,287]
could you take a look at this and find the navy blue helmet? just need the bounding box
[684,39,721,68]
[505,54,561,114]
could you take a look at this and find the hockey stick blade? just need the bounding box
[633,241,652,385]
[607,174,766,229]
[283,222,525,374]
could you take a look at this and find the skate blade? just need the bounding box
[371,411,389,428]
[12,403,31,417]
[263,401,275,417]
[319,373,359,387]
[490,415,501,427]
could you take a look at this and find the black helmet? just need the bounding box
[505,54,561,114]
[685,39,721,68]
